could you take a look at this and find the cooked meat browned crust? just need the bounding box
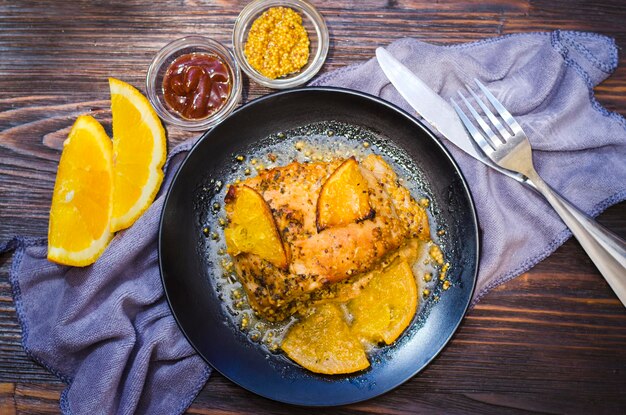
[227,154,430,321]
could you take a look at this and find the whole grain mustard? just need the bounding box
[244,6,310,79]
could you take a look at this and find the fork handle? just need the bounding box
[526,170,626,307]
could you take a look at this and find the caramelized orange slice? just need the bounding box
[349,259,418,345]
[316,157,373,232]
[224,185,289,269]
[282,303,370,374]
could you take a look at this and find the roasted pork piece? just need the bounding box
[224,154,430,321]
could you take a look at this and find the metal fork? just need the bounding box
[452,79,626,308]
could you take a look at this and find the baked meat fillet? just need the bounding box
[223,154,429,321]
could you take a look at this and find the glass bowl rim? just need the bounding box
[232,0,329,89]
[146,36,242,131]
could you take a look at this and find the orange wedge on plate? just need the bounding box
[224,185,290,269]
[316,157,373,232]
[349,259,418,345]
[48,115,114,266]
[282,303,370,374]
[109,77,167,232]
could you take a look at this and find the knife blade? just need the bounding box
[375,47,531,187]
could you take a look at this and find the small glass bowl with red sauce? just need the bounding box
[147,36,242,131]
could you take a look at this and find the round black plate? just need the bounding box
[159,87,479,406]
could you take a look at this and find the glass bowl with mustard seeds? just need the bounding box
[233,0,329,89]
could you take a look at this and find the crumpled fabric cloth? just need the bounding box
[1,30,625,414]
[1,142,211,415]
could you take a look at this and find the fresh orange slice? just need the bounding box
[48,115,114,266]
[349,259,418,345]
[282,303,370,375]
[109,78,167,232]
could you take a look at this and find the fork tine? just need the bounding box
[474,79,523,135]
[466,84,510,143]
[457,91,500,149]
[451,98,496,155]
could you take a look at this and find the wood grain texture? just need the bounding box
[1,0,625,413]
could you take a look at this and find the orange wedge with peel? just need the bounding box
[224,185,290,270]
[48,115,114,266]
[316,157,373,232]
[109,77,167,232]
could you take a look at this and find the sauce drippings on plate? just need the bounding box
[204,123,452,375]
[162,52,231,120]
[221,152,442,374]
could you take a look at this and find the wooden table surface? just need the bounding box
[1,0,626,413]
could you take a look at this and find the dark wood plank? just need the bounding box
[1,0,625,413]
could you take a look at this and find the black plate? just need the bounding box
[159,87,479,406]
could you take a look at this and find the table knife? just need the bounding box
[375,47,536,189]
[376,48,626,307]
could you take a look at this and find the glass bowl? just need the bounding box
[146,36,242,131]
[232,0,329,89]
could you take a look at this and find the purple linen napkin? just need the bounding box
[312,30,626,304]
[1,30,625,414]
[2,142,211,415]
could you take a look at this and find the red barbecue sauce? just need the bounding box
[162,52,231,120]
